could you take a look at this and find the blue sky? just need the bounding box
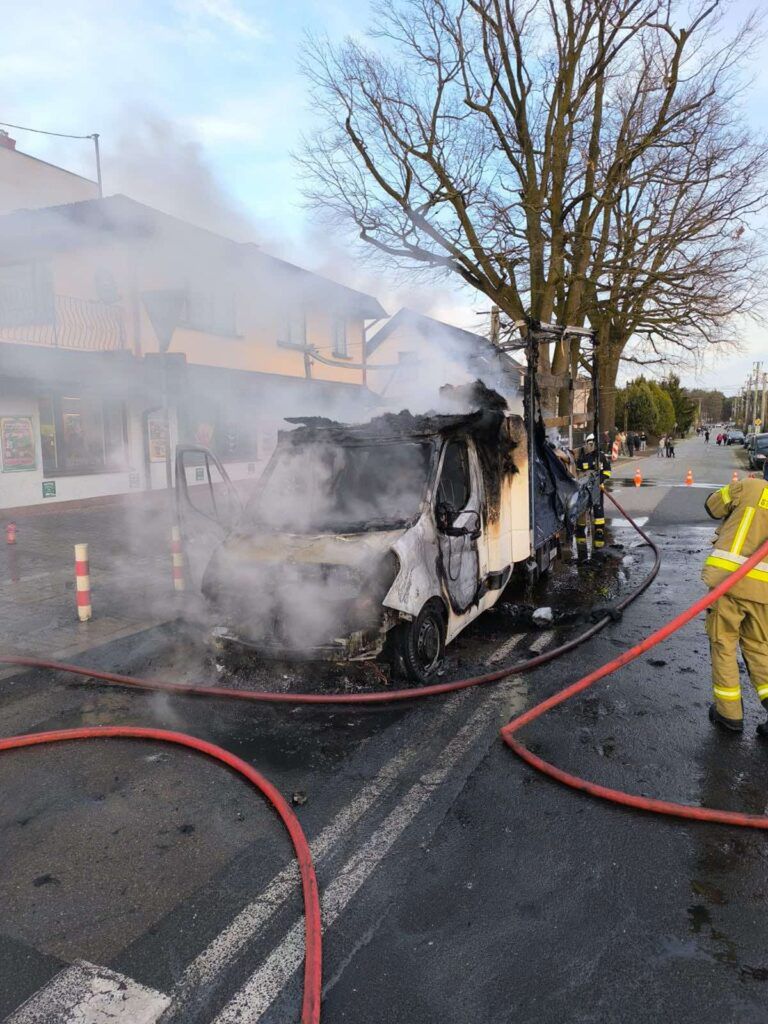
[1,0,766,393]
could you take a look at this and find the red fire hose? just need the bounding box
[3,493,768,1023]
[502,530,768,828]
[0,726,322,1024]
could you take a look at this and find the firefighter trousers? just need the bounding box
[705,593,768,721]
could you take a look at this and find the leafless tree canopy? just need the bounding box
[299,0,768,424]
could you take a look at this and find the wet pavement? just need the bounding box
[2,436,767,1023]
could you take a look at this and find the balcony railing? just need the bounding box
[0,294,126,351]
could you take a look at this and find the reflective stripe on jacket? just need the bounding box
[702,480,768,603]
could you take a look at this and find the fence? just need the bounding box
[0,294,126,351]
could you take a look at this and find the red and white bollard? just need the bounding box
[74,542,92,622]
[171,525,185,593]
[6,522,16,544]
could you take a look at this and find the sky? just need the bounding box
[1,0,766,395]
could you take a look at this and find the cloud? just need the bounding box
[173,0,267,40]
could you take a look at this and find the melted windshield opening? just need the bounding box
[247,439,433,533]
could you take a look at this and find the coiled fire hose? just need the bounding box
[2,492,768,1022]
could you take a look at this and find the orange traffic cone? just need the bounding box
[634,467,642,487]
[732,471,739,483]
[685,469,693,486]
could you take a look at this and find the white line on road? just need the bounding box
[211,679,526,1024]
[527,630,554,654]
[160,694,472,1018]
[5,961,170,1024]
[488,631,524,665]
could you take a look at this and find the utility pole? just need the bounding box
[761,370,767,429]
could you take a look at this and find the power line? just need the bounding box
[0,120,95,140]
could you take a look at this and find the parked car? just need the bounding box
[726,430,745,445]
[747,432,768,471]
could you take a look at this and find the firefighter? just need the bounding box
[578,433,611,548]
[578,434,612,482]
[703,465,768,734]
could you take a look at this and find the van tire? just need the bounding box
[393,600,446,683]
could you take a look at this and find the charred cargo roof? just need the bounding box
[283,381,517,447]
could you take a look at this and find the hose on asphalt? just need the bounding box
[0,726,322,1024]
[3,492,768,1024]
[502,530,768,828]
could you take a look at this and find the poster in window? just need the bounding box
[148,415,169,463]
[1,416,37,472]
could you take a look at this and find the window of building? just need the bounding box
[180,284,237,336]
[332,315,348,358]
[181,401,260,464]
[38,394,127,475]
[281,308,307,348]
[0,261,54,327]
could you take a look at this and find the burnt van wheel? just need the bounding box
[394,600,446,683]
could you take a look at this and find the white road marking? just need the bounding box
[488,631,524,664]
[528,630,555,653]
[161,695,471,1017]
[211,683,523,1024]
[6,961,170,1023]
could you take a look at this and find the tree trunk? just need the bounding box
[598,342,622,438]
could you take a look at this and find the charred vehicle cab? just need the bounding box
[176,385,599,681]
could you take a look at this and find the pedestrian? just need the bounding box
[627,431,635,457]
[666,435,675,458]
[657,434,666,457]
[703,465,768,733]
[640,431,647,451]
[705,429,710,444]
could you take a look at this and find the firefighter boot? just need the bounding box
[756,699,768,739]
[709,702,744,733]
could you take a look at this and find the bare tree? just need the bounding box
[299,0,766,421]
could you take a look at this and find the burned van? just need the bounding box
[175,386,595,680]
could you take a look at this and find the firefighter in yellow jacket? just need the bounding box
[703,467,768,734]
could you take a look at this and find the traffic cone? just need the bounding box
[685,469,693,486]
[634,467,642,487]
[732,471,739,483]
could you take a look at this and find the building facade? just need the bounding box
[0,195,385,510]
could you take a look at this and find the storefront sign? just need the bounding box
[1,416,36,472]
[42,480,56,498]
[148,415,169,463]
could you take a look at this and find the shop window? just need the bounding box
[180,285,236,336]
[0,261,54,327]
[182,402,260,464]
[38,394,127,475]
[332,315,348,357]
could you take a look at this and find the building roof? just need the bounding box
[0,143,98,187]
[0,194,387,319]
[366,307,521,366]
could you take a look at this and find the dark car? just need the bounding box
[748,432,768,471]
[726,430,745,445]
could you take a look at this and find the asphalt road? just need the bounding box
[2,436,767,1024]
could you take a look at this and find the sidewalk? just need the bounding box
[0,498,178,660]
